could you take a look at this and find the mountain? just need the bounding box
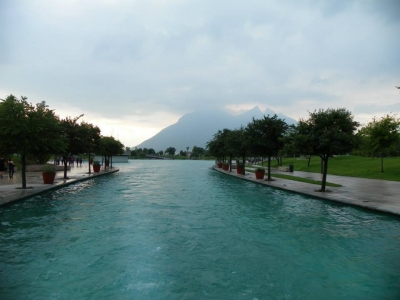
[135,106,297,151]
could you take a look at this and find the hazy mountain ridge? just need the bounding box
[135,107,297,151]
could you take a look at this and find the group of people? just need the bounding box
[0,157,15,179]
[55,157,83,166]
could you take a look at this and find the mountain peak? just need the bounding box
[136,107,297,150]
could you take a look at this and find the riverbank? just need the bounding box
[213,165,400,216]
[0,164,119,206]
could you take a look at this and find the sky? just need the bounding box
[1,0,399,148]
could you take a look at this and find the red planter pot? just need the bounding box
[222,164,229,171]
[93,165,101,173]
[42,172,56,184]
[236,167,244,174]
[217,162,223,168]
[255,170,265,180]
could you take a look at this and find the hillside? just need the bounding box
[135,107,297,152]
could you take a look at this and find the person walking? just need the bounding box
[7,158,15,179]
[0,157,5,179]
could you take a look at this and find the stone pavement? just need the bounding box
[0,164,119,206]
[213,166,400,217]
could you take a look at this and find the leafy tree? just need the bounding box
[99,136,124,168]
[296,108,359,192]
[179,150,186,156]
[60,115,101,178]
[165,146,176,156]
[226,127,248,174]
[246,115,288,180]
[158,150,164,156]
[0,95,65,188]
[358,114,400,172]
[191,146,205,158]
[206,130,225,162]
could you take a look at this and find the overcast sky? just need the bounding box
[1,0,399,147]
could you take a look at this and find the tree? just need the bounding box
[246,115,288,180]
[225,127,248,174]
[296,108,359,192]
[358,114,400,172]
[99,136,124,168]
[191,146,205,158]
[206,130,226,162]
[60,116,101,178]
[165,146,176,156]
[0,95,65,188]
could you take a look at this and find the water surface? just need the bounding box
[1,160,399,299]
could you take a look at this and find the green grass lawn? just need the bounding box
[264,155,400,182]
[245,168,342,186]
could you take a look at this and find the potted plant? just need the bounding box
[255,167,265,179]
[217,161,223,168]
[222,162,229,171]
[42,164,57,184]
[236,162,245,174]
[93,160,101,173]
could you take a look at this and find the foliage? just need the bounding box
[245,115,288,180]
[41,164,57,173]
[357,114,400,172]
[0,95,65,188]
[165,146,176,156]
[93,160,101,166]
[191,146,205,158]
[99,136,124,157]
[59,115,101,178]
[295,108,359,191]
[131,148,156,158]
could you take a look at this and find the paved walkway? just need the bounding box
[0,164,118,206]
[213,166,400,216]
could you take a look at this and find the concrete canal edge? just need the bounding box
[0,169,119,207]
[212,166,400,217]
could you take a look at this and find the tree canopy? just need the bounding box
[59,115,101,178]
[0,95,65,188]
[165,146,176,156]
[358,114,400,172]
[246,115,288,180]
[295,108,359,191]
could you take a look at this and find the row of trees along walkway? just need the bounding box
[207,108,376,192]
[0,95,124,189]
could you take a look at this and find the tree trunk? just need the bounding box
[267,156,271,180]
[381,154,384,173]
[229,154,232,171]
[321,156,328,192]
[307,155,311,167]
[21,154,27,189]
[242,155,245,175]
[320,157,323,174]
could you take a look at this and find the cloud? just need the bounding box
[1,0,399,146]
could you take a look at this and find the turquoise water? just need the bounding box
[1,160,400,299]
